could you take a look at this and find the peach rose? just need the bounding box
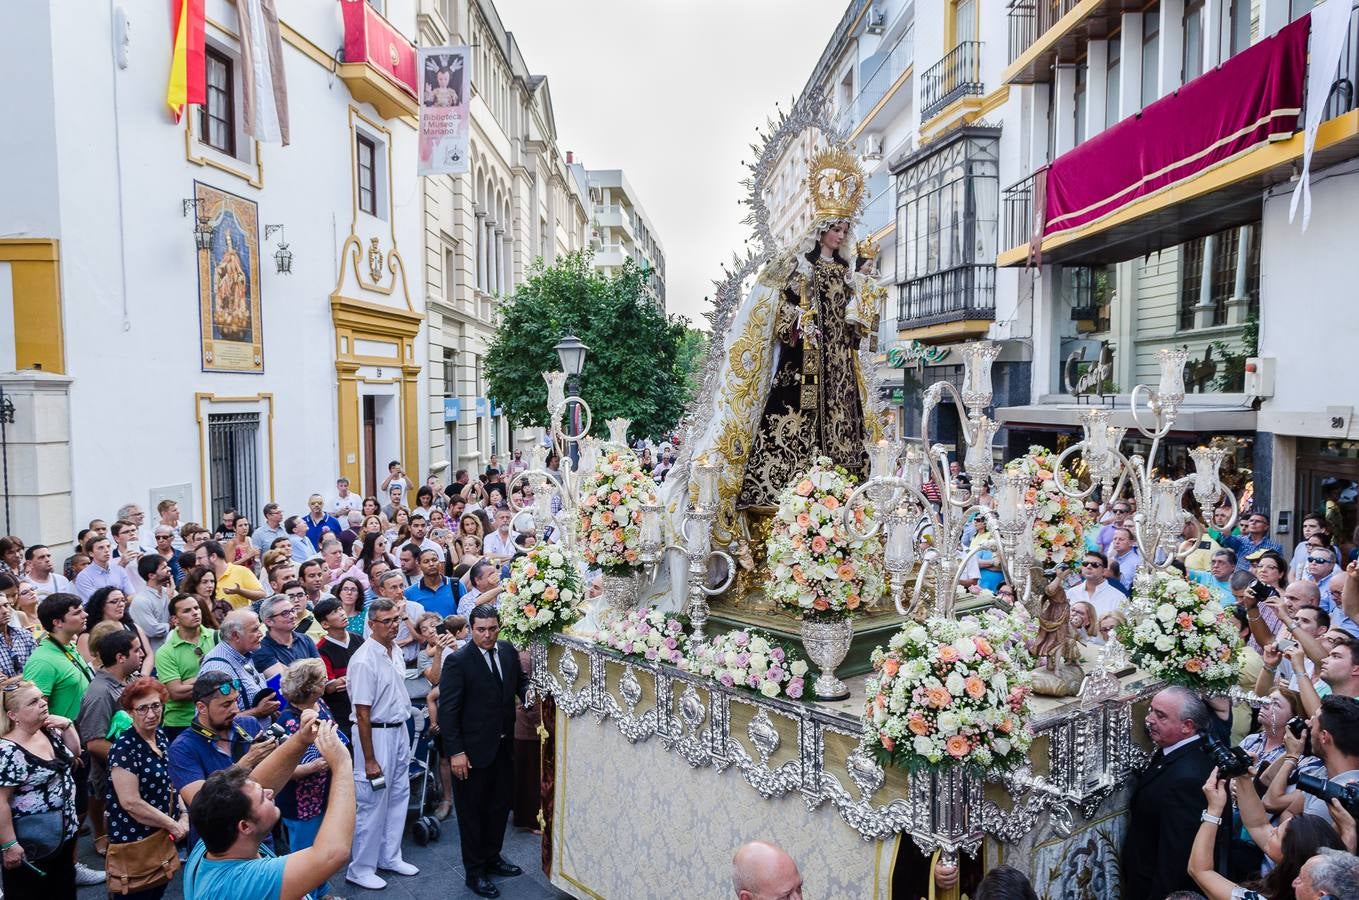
[795,479,815,497]
[523,604,538,619]
[811,536,829,554]
[880,732,895,751]
[813,597,830,611]
[846,593,861,610]
[600,511,614,526]
[946,735,972,758]
[822,495,840,511]
[964,676,986,699]
[796,512,812,528]
[1185,658,1204,673]
[542,586,559,601]
[925,686,952,708]
[973,637,993,657]
[996,717,1013,734]
[881,658,900,677]
[907,714,931,736]
[609,491,622,505]
[836,563,857,581]
[937,646,959,664]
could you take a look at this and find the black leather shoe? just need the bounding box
[488,858,523,877]
[467,875,500,898]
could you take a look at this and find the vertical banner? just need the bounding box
[418,46,471,176]
[195,181,264,373]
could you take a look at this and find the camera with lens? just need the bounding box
[1287,716,1309,738]
[1297,771,1359,815]
[1203,734,1253,779]
[253,722,288,744]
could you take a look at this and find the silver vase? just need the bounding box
[800,617,853,700]
[599,570,641,620]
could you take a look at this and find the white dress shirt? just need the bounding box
[1065,579,1126,617]
[347,637,412,725]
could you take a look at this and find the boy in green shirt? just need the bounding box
[21,593,92,719]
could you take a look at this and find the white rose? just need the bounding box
[912,735,935,757]
[952,637,977,661]
[1156,604,1177,623]
[907,626,929,644]
[790,660,809,677]
[1154,635,1175,653]
[749,654,769,673]
[758,680,780,698]
[937,711,961,734]
[945,672,966,695]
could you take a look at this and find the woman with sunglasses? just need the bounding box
[104,677,186,899]
[0,678,81,895]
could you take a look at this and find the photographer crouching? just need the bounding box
[1189,695,1359,900]
[182,715,354,900]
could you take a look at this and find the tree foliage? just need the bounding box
[484,251,698,442]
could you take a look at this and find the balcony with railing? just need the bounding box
[1003,0,1123,84]
[859,178,896,237]
[896,265,996,334]
[833,24,915,137]
[997,6,1359,268]
[920,41,984,121]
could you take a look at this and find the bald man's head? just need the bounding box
[732,840,803,900]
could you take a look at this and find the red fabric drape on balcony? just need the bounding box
[1041,15,1309,241]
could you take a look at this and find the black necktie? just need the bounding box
[486,648,502,684]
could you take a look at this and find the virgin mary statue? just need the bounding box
[649,146,886,608]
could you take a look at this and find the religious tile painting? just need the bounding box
[195,181,264,373]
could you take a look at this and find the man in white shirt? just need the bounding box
[251,503,288,554]
[457,560,504,617]
[380,461,410,509]
[481,506,515,564]
[329,476,364,518]
[22,545,71,598]
[155,499,186,551]
[1066,550,1126,617]
[345,597,419,891]
[403,514,442,559]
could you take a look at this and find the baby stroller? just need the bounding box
[407,697,445,846]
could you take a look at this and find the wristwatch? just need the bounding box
[1201,812,1223,825]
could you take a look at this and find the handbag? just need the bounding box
[13,809,65,861]
[105,829,180,895]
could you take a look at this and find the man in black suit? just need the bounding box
[1123,685,1216,900]
[438,603,527,899]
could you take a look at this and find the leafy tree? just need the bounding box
[484,251,697,442]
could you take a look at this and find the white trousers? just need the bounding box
[347,723,412,878]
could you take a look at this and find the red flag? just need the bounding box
[167,0,206,121]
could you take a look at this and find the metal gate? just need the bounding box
[207,412,260,526]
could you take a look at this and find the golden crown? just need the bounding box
[855,234,879,258]
[807,146,866,221]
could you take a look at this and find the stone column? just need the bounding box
[494,227,505,294]
[1194,233,1219,328]
[0,371,74,557]
[1227,224,1254,324]
[475,211,488,293]
[1119,12,1145,120]
[1085,41,1109,139]
[1053,65,1078,156]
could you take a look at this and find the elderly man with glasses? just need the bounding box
[1097,501,1135,557]
[252,594,321,681]
[198,609,281,728]
[1189,549,1238,606]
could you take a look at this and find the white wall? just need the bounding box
[1258,166,1359,439]
[3,0,424,527]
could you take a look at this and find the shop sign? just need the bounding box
[1064,341,1115,400]
[886,341,950,369]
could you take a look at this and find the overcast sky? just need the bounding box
[492,0,845,326]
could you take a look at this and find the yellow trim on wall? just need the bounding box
[194,17,265,189]
[998,107,1359,266]
[0,238,65,374]
[920,85,1011,144]
[329,295,423,490]
[897,318,994,342]
[343,106,414,310]
[193,392,276,519]
[1000,0,1104,85]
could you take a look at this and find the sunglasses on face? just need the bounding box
[1308,557,1332,565]
[206,679,242,697]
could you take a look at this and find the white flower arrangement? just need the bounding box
[1004,446,1085,567]
[578,449,658,575]
[765,457,884,621]
[593,607,687,666]
[497,544,586,646]
[863,611,1035,775]
[681,628,808,701]
[1116,569,1243,693]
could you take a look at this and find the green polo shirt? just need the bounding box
[155,627,219,727]
[21,635,94,720]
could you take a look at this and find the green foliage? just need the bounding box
[484,251,698,442]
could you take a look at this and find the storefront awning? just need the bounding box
[997,402,1258,433]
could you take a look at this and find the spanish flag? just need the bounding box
[166,0,206,121]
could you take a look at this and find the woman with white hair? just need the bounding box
[275,657,345,897]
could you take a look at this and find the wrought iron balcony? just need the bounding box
[1007,0,1082,65]
[920,41,984,121]
[896,265,996,330]
[1001,171,1039,257]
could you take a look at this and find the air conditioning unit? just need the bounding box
[866,5,887,33]
[862,133,884,160]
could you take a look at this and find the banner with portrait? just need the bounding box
[418,45,471,177]
[194,181,264,373]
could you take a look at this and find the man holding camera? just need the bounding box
[345,597,419,890]
[1264,695,1359,827]
[182,716,355,899]
[1122,686,1216,900]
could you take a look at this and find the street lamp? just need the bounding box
[265,225,292,274]
[182,198,213,252]
[554,334,589,467]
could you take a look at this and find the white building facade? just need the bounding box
[417,0,591,478]
[1,0,425,553]
[587,169,667,309]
